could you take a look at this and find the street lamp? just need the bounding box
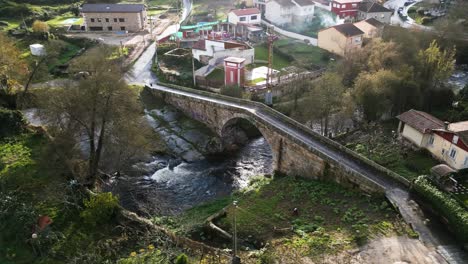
[232,200,241,264]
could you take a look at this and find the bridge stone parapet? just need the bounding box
[147,83,410,194]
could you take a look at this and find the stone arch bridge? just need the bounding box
[148,83,410,194]
[146,83,468,262]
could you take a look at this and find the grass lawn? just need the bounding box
[254,44,292,70]
[206,67,224,81]
[46,13,83,27]
[212,176,412,259]
[0,18,21,31]
[147,0,172,7]
[147,9,166,16]
[275,38,330,68]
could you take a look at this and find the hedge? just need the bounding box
[413,176,468,243]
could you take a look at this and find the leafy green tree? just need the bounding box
[353,69,402,121]
[416,40,456,110]
[37,47,155,187]
[297,73,349,135]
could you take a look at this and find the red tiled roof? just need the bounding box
[231,8,261,16]
[397,109,444,133]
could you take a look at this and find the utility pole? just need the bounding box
[265,26,278,92]
[232,200,241,264]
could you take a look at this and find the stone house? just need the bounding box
[397,109,468,170]
[357,1,392,24]
[80,4,147,32]
[353,17,384,38]
[264,0,316,26]
[228,8,261,25]
[317,23,363,56]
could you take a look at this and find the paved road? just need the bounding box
[150,83,468,263]
[384,0,431,30]
[126,0,192,85]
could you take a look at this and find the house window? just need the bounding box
[114,18,118,22]
[251,15,257,20]
[464,157,468,166]
[120,26,126,31]
[107,26,113,31]
[442,149,445,155]
[230,71,234,82]
[105,18,109,22]
[354,36,361,43]
[119,18,125,22]
[97,18,102,22]
[90,18,95,22]
[240,17,246,22]
[352,3,357,7]
[428,135,435,145]
[342,4,346,8]
[453,135,459,144]
[449,148,457,159]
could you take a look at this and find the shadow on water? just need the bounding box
[106,89,273,216]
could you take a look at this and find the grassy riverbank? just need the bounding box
[161,174,416,262]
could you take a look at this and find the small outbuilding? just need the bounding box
[30,44,46,56]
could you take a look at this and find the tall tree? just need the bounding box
[417,40,456,110]
[298,72,348,136]
[38,46,155,188]
[0,33,28,96]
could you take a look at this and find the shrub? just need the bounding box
[175,253,189,264]
[0,108,26,139]
[413,176,468,243]
[80,192,119,226]
[220,85,243,98]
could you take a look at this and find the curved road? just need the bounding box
[126,0,192,85]
[150,83,468,263]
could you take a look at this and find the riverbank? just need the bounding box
[154,174,455,263]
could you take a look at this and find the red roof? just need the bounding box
[230,8,260,16]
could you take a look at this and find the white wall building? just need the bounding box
[228,8,261,25]
[265,0,316,26]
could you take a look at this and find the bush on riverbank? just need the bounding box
[413,176,468,243]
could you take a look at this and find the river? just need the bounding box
[105,91,273,216]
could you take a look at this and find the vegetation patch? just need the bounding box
[413,176,468,243]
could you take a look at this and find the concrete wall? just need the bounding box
[83,11,146,32]
[401,123,425,147]
[318,27,347,56]
[148,85,392,194]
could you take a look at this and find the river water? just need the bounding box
[106,91,273,216]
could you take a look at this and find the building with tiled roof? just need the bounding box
[357,1,392,24]
[353,18,384,38]
[228,8,261,25]
[264,0,315,26]
[80,4,147,32]
[318,23,363,56]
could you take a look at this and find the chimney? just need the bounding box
[444,121,450,130]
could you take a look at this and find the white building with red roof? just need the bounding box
[228,8,261,25]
